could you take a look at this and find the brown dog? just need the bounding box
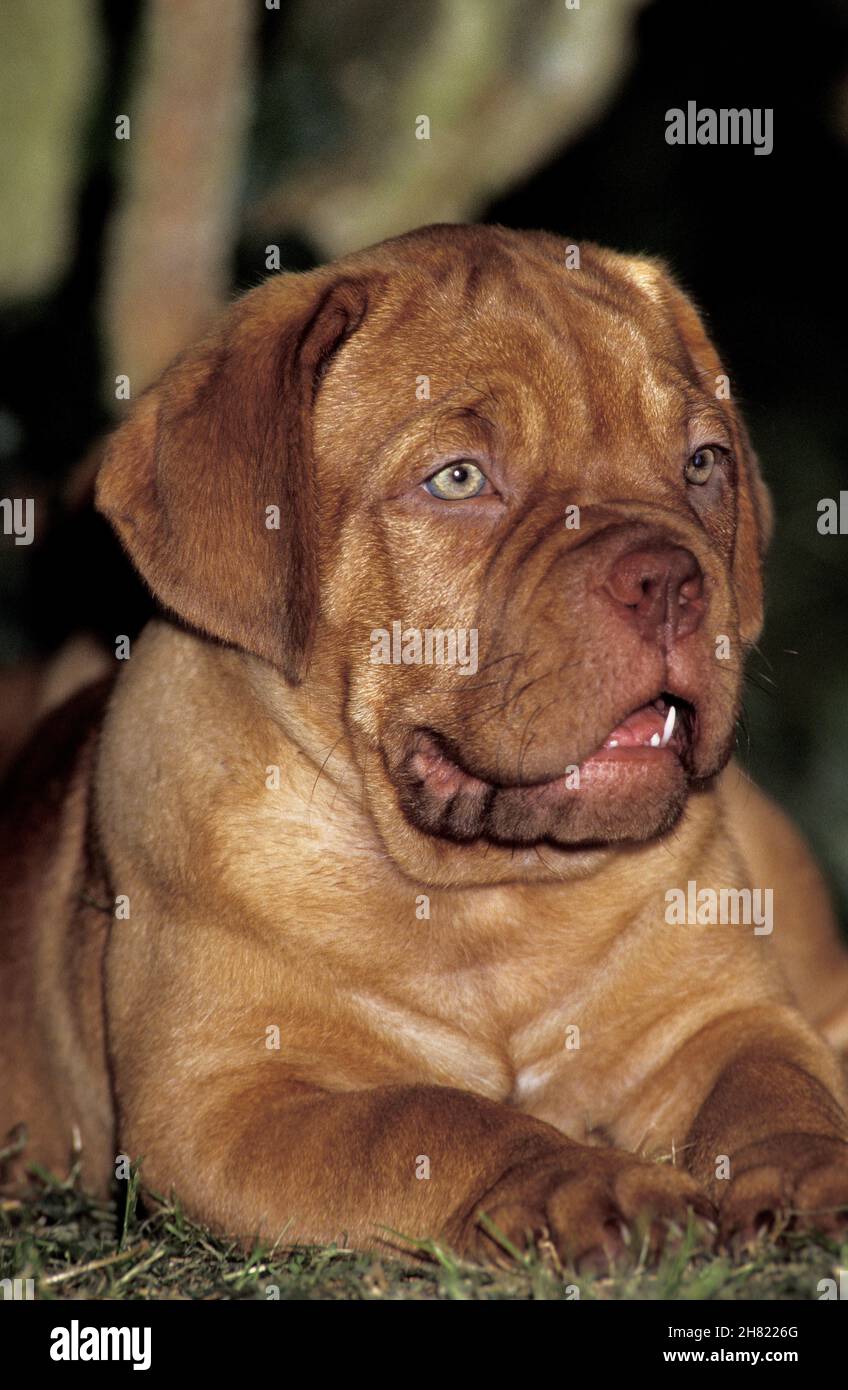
[3,224,848,1267]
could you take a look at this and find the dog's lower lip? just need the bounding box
[404,700,695,803]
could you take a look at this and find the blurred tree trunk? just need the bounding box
[0,0,101,302]
[249,0,647,257]
[101,0,255,403]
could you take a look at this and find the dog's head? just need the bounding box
[97,225,771,885]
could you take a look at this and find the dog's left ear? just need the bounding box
[96,272,371,682]
[655,274,773,647]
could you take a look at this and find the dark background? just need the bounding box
[1,0,847,912]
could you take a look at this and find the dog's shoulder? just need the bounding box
[719,762,848,1043]
[0,674,115,892]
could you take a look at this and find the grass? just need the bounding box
[2,1166,847,1301]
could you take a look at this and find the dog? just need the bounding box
[3,223,848,1267]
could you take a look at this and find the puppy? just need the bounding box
[3,224,848,1266]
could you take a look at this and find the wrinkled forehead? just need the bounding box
[314,243,724,482]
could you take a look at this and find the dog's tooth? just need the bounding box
[649,732,661,747]
[659,704,677,748]
[608,738,619,748]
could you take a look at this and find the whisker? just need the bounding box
[309,736,346,806]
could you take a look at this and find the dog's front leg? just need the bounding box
[682,1017,848,1243]
[123,1077,709,1267]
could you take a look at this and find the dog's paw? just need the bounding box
[463,1152,713,1271]
[717,1133,848,1246]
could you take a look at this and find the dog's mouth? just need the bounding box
[585,693,695,764]
[392,693,699,847]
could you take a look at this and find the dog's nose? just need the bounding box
[604,545,704,642]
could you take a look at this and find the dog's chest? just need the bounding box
[344,947,603,1129]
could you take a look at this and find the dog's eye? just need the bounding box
[424,461,488,500]
[684,447,718,485]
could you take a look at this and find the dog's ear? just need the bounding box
[96,273,370,682]
[656,275,772,647]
